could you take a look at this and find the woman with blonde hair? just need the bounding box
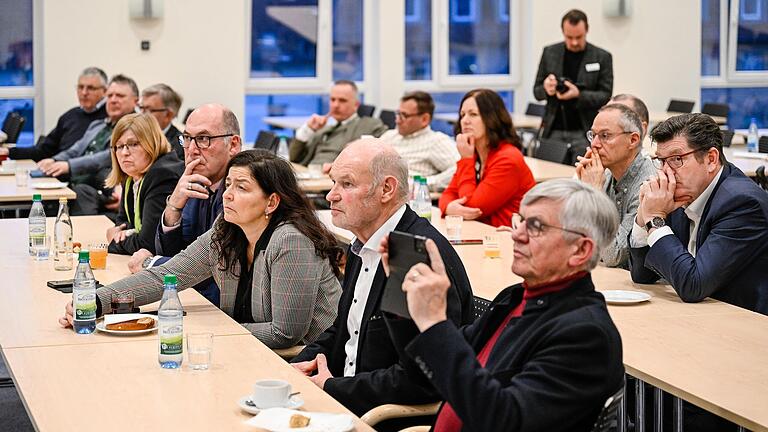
[105,112,183,255]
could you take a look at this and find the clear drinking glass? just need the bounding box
[187,332,213,370]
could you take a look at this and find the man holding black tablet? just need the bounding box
[291,138,473,416]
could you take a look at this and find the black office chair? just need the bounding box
[759,136,768,154]
[533,139,571,165]
[379,110,396,129]
[181,108,195,125]
[1,112,26,144]
[721,129,735,147]
[755,166,768,191]
[253,130,280,153]
[591,387,625,432]
[525,103,546,118]
[357,104,375,118]
[701,103,729,120]
[666,99,695,113]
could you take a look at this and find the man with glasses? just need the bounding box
[290,80,388,168]
[379,91,459,191]
[38,74,139,215]
[0,67,108,161]
[140,83,184,159]
[126,104,241,306]
[381,178,624,431]
[629,113,768,316]
[575,103,655,269]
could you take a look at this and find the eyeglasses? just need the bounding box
[650,149,705,169]
[395,110,423,120]
[180,133,233,149]
[139,105,168,114]
[76,84,105,93]
[511,213,586,238]
[586,130,633,144]
[113,141,142,153]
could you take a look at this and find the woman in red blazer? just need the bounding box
[439,89,535,227]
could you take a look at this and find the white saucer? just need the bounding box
[238,394,304,415]
[31,181,68,189]
[602,290,652,305]
[95,314,157,335]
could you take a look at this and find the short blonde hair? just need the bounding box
[105,113,171,187]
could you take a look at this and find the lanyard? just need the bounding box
[123,177,145,233]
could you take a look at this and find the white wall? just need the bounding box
[518,0,701,115]
[40,0,247,134]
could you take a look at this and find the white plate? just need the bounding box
[95,314,157,335]
[246,407,354,432]
[238,394,304,415]
[30,181,68,190]
[602,290,652,305]
[0,168,15,176]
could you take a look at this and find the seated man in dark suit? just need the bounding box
[291,138,474,416]
[383,178,624,432]
[629,113,768,316]
[289,80,388,168]
[0,67,108,161]
[125,104,243,306]
[139,83,184,159]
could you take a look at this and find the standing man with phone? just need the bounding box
[533,9,613,164]
[290,138,473,417]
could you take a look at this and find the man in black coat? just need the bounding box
[533,9,613,164]
[139,83,184,159]
[291,138,474,416]
[384,178,624,432]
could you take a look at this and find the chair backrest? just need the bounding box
[1,112,25,144]
[701,102,729,118]
[379,110,396,129]
[590,387,624,432]
[254,130,279,153]
[666,99,695,113]
[721,129,735,147]
[472,296,491,322]
[525,103,547,118]
[759,136,768,154]
[755,166,768,191]
[533,139,571,165]
[358,104,375,117]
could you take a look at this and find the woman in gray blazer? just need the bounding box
[61,149,343,349]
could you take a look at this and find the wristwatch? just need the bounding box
[645,216,666,232]
[141,256,153,269]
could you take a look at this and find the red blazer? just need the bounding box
[439,142,535,228]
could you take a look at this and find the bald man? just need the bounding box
[291,139,473,416]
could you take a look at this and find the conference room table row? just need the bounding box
[0,216,373,432]
[0,160,75,219]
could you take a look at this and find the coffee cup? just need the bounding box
[252,379,291,408]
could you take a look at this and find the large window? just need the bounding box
[448,0,509,76]
[702,0,721,76]
[405,0,432,80]
[734,0,768,71]
[332,0,363,81]
[0,0,34,146]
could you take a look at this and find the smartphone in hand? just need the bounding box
[380,231,431,318]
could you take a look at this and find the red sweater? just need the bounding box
[439,142,535,228]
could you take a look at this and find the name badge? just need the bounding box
[585,62,600,72]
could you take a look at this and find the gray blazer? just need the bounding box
[53,118,112,177]
[289,116,389,165]
[95,223,342,349]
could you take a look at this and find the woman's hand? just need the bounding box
[106,223,127,243]
[58,301,74,328]
[456,133,476,159]
[445,197,482,220]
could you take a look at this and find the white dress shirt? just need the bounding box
[630,167,724,257]
[379,127,459,191]
[343,205,407,376]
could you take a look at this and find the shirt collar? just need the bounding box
[609,151,647,192]
[401,126,432,139]
[162,123,172,134]
[82,97,106,113]
[685,166,724,223]
[340,113,359,126]
[350,205,407,256]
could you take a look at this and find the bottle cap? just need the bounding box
[32,194,42,201]
[164,274,177,285]
[78,250,89,261]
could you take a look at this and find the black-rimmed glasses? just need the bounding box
[139,105,168,114]
[180,133,233,149]
[113,142,142,153]
[395,110,423,120]
[511,213,586,238]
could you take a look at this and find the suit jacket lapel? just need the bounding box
[696,163,733,249]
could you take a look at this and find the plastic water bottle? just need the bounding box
[747,118,759,153]
[408,175,420,208]
[72,251,97,334]
[54,198,73,271]
[158,274,184,369]
[415,177,432,221]
[277,136,290,160]
[28,193,46,256]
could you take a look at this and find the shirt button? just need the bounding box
[364,268,369,272]
[349,362,353,366]
[537,299,544,305]
[354,330,359,335]
[353,299,358,303]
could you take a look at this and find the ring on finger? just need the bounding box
[187,182,193,190]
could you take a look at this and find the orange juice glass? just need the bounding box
[483,234,501,259]
[89,243,108,270]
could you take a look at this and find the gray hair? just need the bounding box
[522,179,619,270]
[108,74,139,98]
[370,147,409,204]
[599,103,644,145]
[80,67,108,87]
[142,83,183,116]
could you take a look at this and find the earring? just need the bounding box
[265,212,270,219]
